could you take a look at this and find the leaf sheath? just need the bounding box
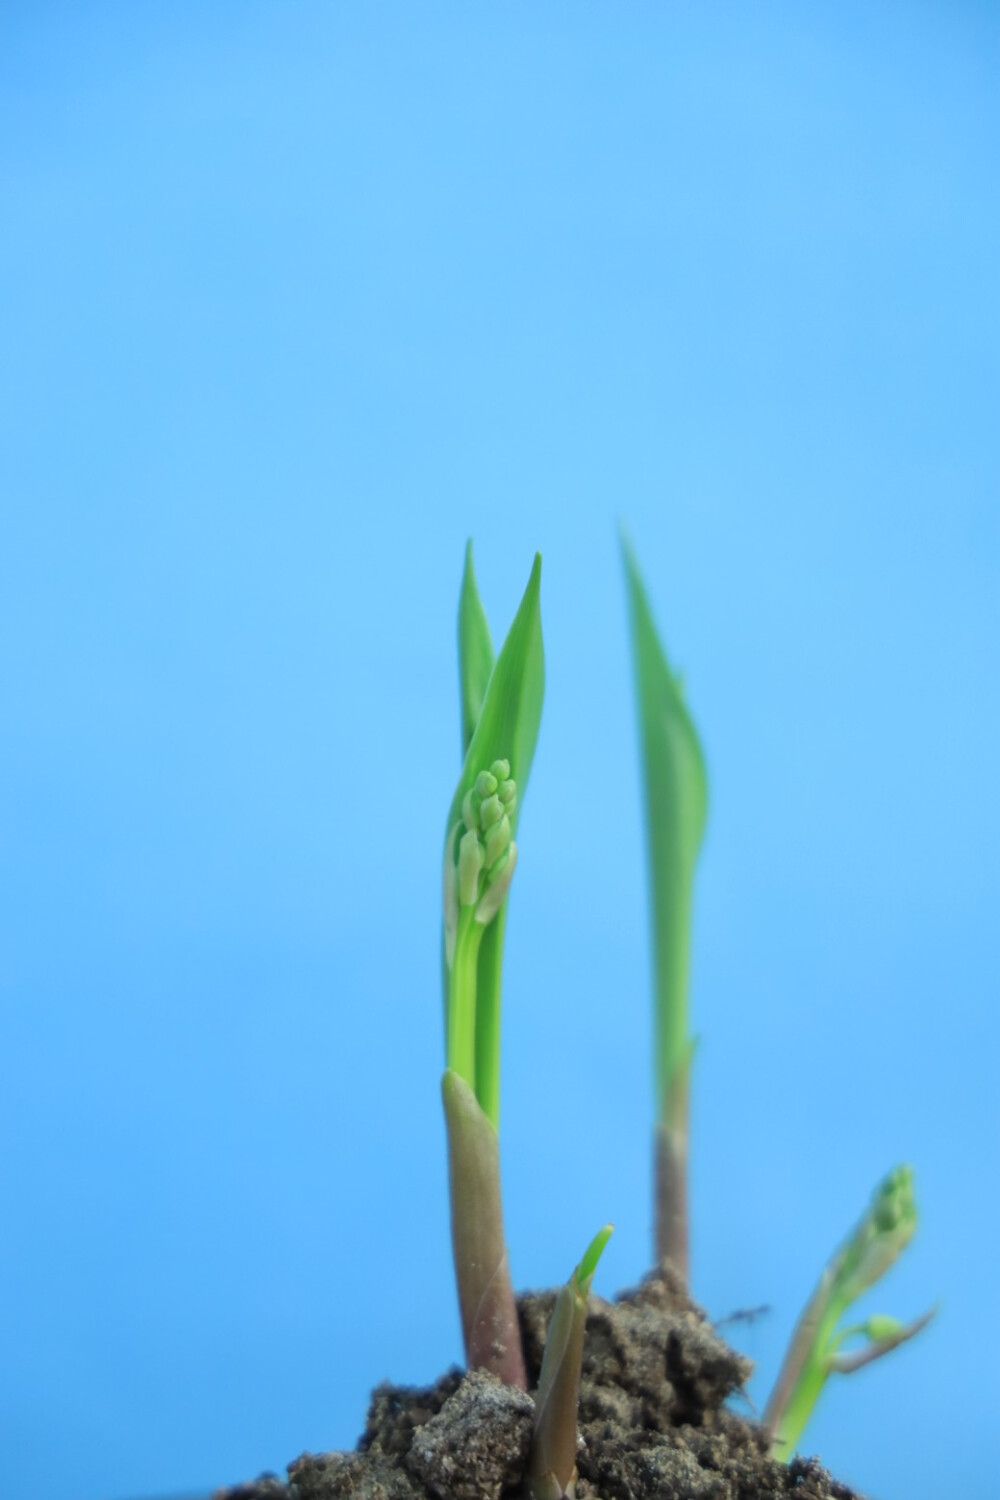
[442,1068,527,1389]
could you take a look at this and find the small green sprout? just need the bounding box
[622,538,707,1280]
[763,1166,935,1459]
[442,546,544,1389]
[527,1225,613,1500]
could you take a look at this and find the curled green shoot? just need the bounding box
[442,547,544,1388]
[528,1226,613,1500]
[622,537,707,1280]
[764,1166,935,1460]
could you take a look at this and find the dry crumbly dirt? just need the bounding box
[214,1266,860,1500]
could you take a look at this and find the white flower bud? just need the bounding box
[457,828,485,908]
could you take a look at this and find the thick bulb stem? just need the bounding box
[442,1069,527,1388]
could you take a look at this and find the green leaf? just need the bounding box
[622,536,707,1113]
[444,552,545,1130]
[447,552,544,840]
[458,540,495,754]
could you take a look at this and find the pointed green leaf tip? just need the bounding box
[621,535,707,1113]
[447,552,544,839]
[458,541,495,754]
[574,1223,613,1293]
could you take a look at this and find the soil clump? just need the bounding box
[215,1266,859,1500]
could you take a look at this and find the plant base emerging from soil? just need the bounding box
[215,1267,860,1500]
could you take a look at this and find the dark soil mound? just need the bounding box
[215,1267,859,1500]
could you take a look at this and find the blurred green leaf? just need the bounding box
[622,537,707,1112]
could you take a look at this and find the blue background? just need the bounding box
[2,5,997,1499]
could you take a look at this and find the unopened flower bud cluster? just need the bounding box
[444,759,519,962]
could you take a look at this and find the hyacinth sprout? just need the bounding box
[433,533,932,1475]
[442,546,543,1388]
[764,1166,935,1458]
[622,539,707,1280]
[527,1225,613,1500]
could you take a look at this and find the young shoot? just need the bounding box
[622,538,707,1281]
[442,547,544,1389]
[527,1225,613,1500]
[763,1165,935,1460]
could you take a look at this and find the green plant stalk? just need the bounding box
[764,1273,841,1458]
[764,1166,934,1459]
[622,538,707,1279]
[442,549,544,1388]
[446,907,485,1087]
[527,1226,613,1500]
[474,908,506,1128]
